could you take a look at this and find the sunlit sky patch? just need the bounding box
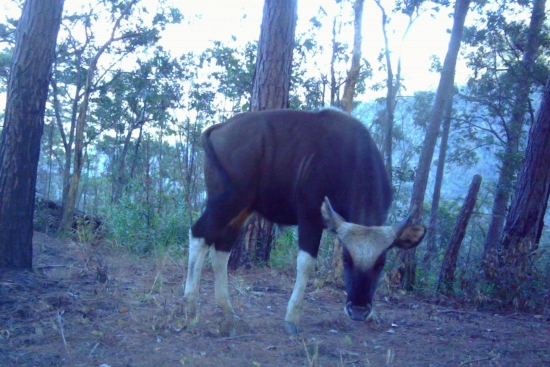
[0,0,469,108]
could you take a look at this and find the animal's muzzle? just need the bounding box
[345,302,373,321]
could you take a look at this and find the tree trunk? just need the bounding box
[481,0,546,267]
[375,0,415,178]
[375,0,394,178]
[437,174,482,294]
[46,122,54,200]
[484,74,550,300]
[129,124,144,181]
[425,90,454,263]
[329,17,339,108]
[400,0,471,290]
[79,147,89,211]
[0,0,64,268]
[228,0,297,270]
[249,0,297,111]
[61,75,93,230]
[329,0,365,284]
[113,106,146,203]
[52,76,80,211]
[341,0,364,114]
[60,0,139,230]
[113,125,136,203]
[330,0,365,284]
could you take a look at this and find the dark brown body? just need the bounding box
[186,109,416,333]
[192,108,392,256]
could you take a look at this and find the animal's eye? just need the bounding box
[343,255,352,266]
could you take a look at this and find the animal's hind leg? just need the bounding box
[210,246,234,317]
[185,196,251,321]
[184,230,209,320]
[209,213,250,318]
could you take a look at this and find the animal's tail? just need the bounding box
[201,125,234,191]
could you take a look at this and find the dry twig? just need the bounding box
[457,356,496,366]
[56,310,70,357]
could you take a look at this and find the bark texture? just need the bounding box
[437,174,482,294]
[481,0,546,265]
[484,75,550,299]
[250,0,297,112]
[0,0,64,268]
[341,0,364,114]
[229,0,297,270]
[400,0,471,290]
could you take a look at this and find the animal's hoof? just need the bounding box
[185,304,198,323]
[284,321,299,334]
[219,315,237,337]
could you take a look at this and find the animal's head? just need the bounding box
[321,197,425,321]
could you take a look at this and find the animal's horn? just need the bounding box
[393,204,418,236]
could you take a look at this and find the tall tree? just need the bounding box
[486,74,550,302]
[330,0,366,285]
[481,0,546,266]
[107,53,180,203]
[58,0,181,229]
[0,0,64,268]
[400,0,471,290]
[228,0,298,269]
[374,0,422,178]
[60,0,140,230]
[341,0,365,114]
[425,89,454,263]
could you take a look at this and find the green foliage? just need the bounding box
[0,50,11,90]
[269,227,334,279]
[456,246,550,313]
[411,195,488,296]
[22,0,549,316]
[0,14,16,90]
[407,91,434,129]
[269,227,298,270]
[202,40,256,111]
[458,0,550,149]
[104,190,190,254]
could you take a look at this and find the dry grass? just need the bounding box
[0,232,549,366]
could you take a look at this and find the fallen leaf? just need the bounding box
[91,330,104,338]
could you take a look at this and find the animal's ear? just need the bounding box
[391,225,426,249]
[321,197,345,233]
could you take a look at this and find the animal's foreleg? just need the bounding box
[284,250,316,334]
[210,247,234,317]
[184,230,209,320]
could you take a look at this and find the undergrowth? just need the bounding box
[102,196,190,254]
[62,193,549,317]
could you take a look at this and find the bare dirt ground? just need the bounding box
[1,233,549,367]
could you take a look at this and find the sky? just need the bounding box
[0,0,467,107]
[157,0,465,100]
